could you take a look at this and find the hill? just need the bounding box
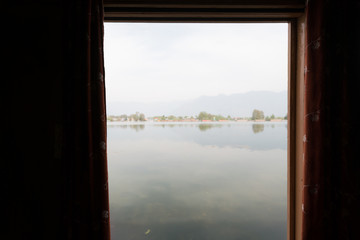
[107,91,287,118]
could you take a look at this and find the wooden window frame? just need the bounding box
[103,1,306,240]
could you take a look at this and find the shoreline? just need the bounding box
[107,120,287,125]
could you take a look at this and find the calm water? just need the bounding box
[108,122,287,240]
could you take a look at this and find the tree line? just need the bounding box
[107,112,146,122]
[107,110,287,122]
[251,109,287,121]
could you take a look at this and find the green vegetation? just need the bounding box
[107,110,287,122]
[107,112,146,122]
[252,109,265,120]
[265,114,277,121]
[197,111,231,121]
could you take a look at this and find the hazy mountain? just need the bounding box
[107,91,287,118]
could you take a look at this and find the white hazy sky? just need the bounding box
[104,23,288,103]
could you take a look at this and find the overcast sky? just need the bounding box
[104,23,288,103]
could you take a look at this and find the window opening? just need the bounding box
[105,23,288,240]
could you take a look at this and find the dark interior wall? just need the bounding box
[4,1,360,239]
[322,1,360,237]
[6,1,64,239]
[302,0,360,239]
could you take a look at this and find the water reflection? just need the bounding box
[108,122,287,134]
[107,122,287,239]
[130,124,145,131]
[198,124,222,131]
[252,123,264,133]
[107,122,287,150]
[108,123,225,132]
[153,123,224,132]
[110,124,146,131]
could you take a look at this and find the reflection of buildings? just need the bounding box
[252,124,264,134]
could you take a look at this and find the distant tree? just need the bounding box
[139,113,145,121]
[214,114,226,121]
[265,116,271,121]
[198,111,212,121]
[130,112,140,121]
[270,114,275,119]
[120,114,128,121]
[130,114,137,121]
[284,113,288,120]
[252,109,264,120]
[168,115,176,120]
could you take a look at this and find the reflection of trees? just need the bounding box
[252,124,264,134]
[110,125,128,129]
[129,124,145,132]
[119,123,228,132]
[154,124,196,129]
[153,123,224,131]
[198,124,223,132]
[155,124,174,128]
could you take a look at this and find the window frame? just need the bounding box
[103,1,306,239]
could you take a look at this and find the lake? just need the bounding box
[107,122,287,240]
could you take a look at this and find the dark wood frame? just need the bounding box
[103,1,306,239]
[104,0,304,22]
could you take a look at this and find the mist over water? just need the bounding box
[108,122,287,240]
